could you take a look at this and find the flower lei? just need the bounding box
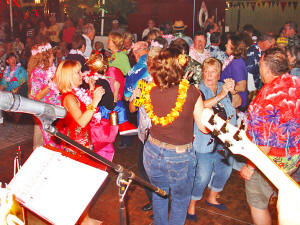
[31,43,52,56]
[4,63,21,82]
[72,88,102,122]
[144,79,189,126]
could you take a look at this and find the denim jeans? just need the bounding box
[191,150,233,200]
[143,140,196,225]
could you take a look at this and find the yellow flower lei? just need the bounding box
[144,79,190,126]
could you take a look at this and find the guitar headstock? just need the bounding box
[201,108,251,157]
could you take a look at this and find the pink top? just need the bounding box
[106,67,125,101]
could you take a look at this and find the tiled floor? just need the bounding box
[0,114,280,225]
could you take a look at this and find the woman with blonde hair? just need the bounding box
[28,42,61,148]
[54,62,105,225]
[107,31,131,76]
[55,60,105,150]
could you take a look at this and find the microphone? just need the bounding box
[0,91,66,124]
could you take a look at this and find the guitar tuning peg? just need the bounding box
[233,130,242,141]
[212,129,220,136]
[208,114,216,125]
[239,120,245,130]
[226,115,233,123]
[224,140,232,148]
[220,123,228,133]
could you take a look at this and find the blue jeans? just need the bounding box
[191,150,233,200]
[143,140,196,225]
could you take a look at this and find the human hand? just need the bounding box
[232,93,242,108]
[277,186,300,225]
[132,88,141,100]
[88,78,96,90]
[92,86,105,105]
[240,165,255,180]
[183,71,194,80]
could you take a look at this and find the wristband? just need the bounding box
[86,104,97,112]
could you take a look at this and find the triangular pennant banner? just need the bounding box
[293,1,298,9]
[251,2,256,11]
[288,2,292,7]
[262,1,266,7]
[276,1,280,6]
[247,2,250,7]
[280,1,287,11]
[241,2,245,8]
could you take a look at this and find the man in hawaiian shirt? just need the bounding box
[209,32,227,64]
[189,31,210,64]
[240,47,300,225]
[246,33,275,100]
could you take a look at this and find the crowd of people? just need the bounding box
[0,14,299,225]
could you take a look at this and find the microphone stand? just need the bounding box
[42,122,166,225]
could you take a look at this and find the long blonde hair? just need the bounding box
[54,60,82,93]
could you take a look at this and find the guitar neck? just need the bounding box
[237,130,298,190]
[201,108,299,191]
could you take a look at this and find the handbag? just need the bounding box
[90,118,118,150]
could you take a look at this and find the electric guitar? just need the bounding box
[201,108,300,225]
[0,185,24,225]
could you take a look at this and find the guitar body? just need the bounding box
[201,108,300,225]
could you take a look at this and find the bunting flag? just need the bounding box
[280,1,287,11]
[293,1,298,9]
[225,0,298,10]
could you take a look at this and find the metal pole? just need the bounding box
[101,0,105,36]
[193,0,195,38]
[9,0,13,35]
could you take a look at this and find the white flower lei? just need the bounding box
[69,49,86,58]
[73,88,102,122]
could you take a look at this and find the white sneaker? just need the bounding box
[0,117,3,124]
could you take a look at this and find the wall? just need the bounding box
[225,3,300,34]
[128,0,225,40]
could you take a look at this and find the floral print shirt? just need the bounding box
[30,65,61,106]
[247,74,300,173]
[1,64,27,92]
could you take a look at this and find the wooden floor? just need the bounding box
[0,115,279,225]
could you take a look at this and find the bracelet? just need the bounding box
[86,104,97,112]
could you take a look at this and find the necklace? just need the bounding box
[72,88,102,121]
[144,79,189,126]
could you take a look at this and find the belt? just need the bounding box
[148,135,192,153]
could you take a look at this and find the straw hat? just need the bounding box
[172,20,188,31]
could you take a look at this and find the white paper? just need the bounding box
[8,147,108,225]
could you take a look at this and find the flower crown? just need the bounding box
[150,40,163,49]
[31,43,52,56]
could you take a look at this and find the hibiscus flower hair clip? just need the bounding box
[178,54,188,67]
[31,43,52,56]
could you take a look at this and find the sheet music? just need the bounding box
[8,146,108,225]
